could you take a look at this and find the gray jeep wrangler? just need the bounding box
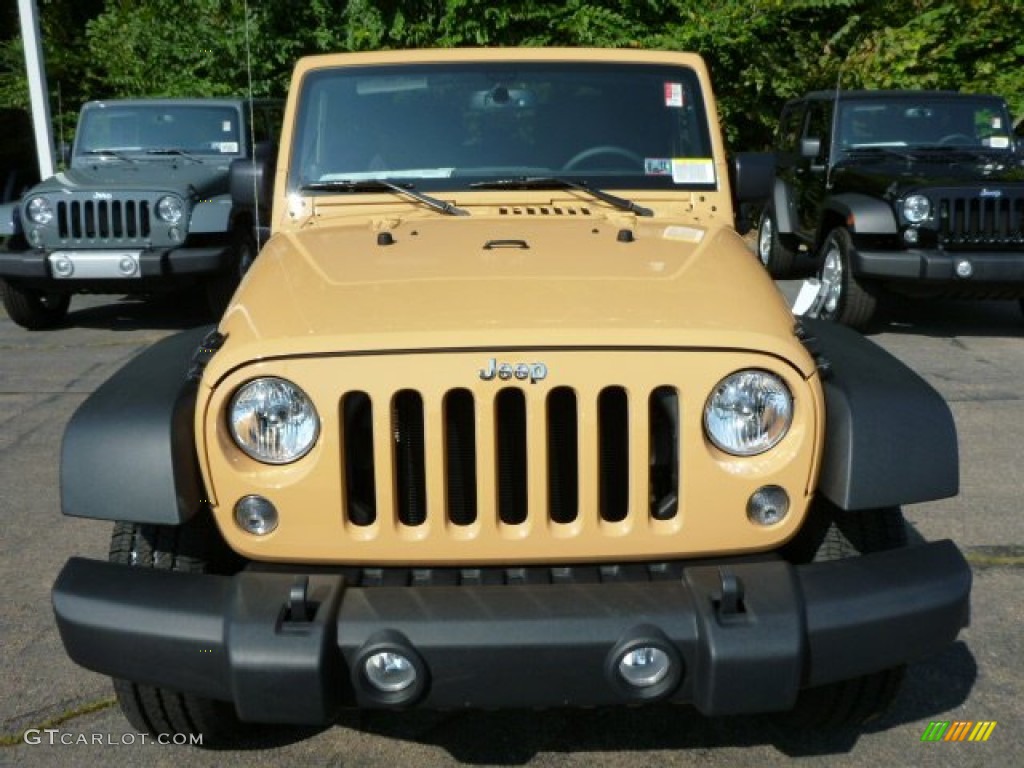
[0,98,281,329]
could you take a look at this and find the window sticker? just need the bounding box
[645,158,672,176]
[664,83,684,108]
[672,158,715,184]
[222,121,233,132]
[987,136,1010,149]
[216,141,240,153]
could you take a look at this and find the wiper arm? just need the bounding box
[82,149,135,163]
[470,177,653,217]
[302,179,469,216]
[146,148,202,163]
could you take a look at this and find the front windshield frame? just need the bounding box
[835,95,1013,155]
[73,103,245,160]
[288,61,718,194]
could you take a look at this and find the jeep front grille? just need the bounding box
[340,384,680,532]
[937,193,1024,249]
[56,198,152,241]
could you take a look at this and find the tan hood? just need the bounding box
[212,215,812,379]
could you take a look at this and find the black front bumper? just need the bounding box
[0,246,231,282]
[52,541,970,724]
[853,246,1024,287]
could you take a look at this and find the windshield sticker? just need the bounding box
[663,225,704,243]
[987,136,1010,149]
[213,141,239,153]
[645,158,672,176]
[664,83,684,108]
[672,158,715,185]
[222,121,233,132]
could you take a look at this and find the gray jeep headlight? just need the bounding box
[26,196,54,225]
[704,370,793,456]
[229,377,320,464]
[156,195,184,224]
[902,194,931,224]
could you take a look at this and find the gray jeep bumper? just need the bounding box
[53,541,970,724]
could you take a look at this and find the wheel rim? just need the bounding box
[758,217,773,266]
[819,238,843,316]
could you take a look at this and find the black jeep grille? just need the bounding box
[56,198,151,241]
[937,192,1024,249]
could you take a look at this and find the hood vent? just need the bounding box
[498,205,592,217]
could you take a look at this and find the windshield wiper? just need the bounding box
[469,177,653,217]
[146,148,202,163]
[82,149,135,163]
[301,179,469,216]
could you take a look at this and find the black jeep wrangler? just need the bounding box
[0,98,281,329]
[758,90,1024,329]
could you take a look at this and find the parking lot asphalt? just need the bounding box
[1,288,1021,767]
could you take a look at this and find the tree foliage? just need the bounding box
[1,0,1021,150]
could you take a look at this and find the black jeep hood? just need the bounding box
[833,154,1024,200]
[31,160,232,198]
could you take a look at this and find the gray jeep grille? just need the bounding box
[56,198,152,242]
[937,192,1024,249]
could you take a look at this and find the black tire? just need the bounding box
[205,228,257,319]
[0,279,70,330]
[108,514,247,744]
[784,500,908,727]
[756,206,796,278]
[815,227,879,330]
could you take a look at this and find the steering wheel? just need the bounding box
[564,145,645,171]
[938,133,974,145]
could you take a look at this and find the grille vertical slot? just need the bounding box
[444,389,477,526]
[598,386,629,522]
[649,387,679,521]
[342,392,376,526]
[392,390,427,526]
[495,388,528,525]
[546,387,579,524]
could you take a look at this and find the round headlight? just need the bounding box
[156,195,184,224]
[902,194,931,224]
[229,377,319,464]
[704,370,793,456]
[26,196,54,225]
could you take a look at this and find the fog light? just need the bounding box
[955,259,973,278]
[234,495,278,535]
[53,257,74,277]
[617,646,672,689]
[118,256,138,276]
[747,485,789,526]
[902,228,919,245]
[364,651,417,693]
[28,229,42,247]
[168,226,182,242]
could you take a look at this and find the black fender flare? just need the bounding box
[60,325,217,524]
[822,193,898,237]
[803,319,959,510]
[770,178,798,236]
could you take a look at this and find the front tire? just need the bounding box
[108,514,247,744]
[784,501,908,726]
[757,206,796,278]
[0,279,70,330]
[815,228,879,330]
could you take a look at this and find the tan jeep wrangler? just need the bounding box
[54,49,970,742]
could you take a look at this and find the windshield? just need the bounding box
[290,62,715,192]
[836,96,1012,153]
[74,104,243,158]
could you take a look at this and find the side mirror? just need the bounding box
[800,137,821,159]
[59,142,72,168]
[731,152,775,204]
[230,141,277,211]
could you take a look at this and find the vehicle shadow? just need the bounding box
[325,642,976,764]
[60,291,214,332]
[875,297,1023,339]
